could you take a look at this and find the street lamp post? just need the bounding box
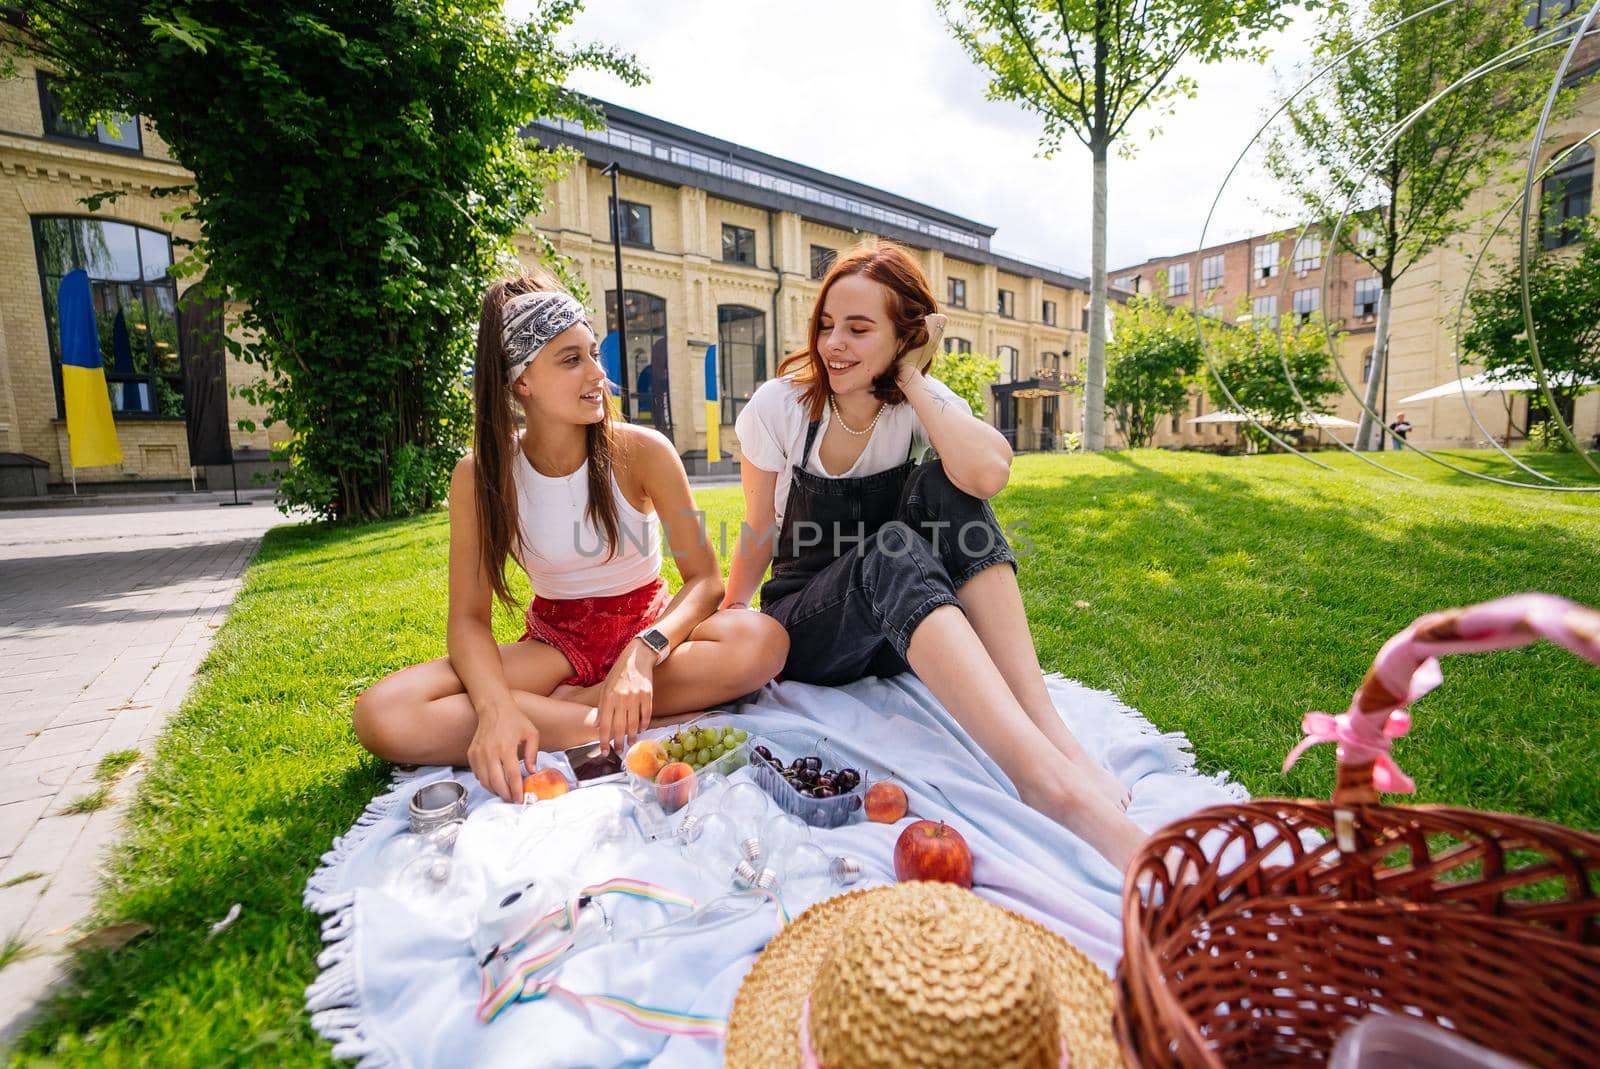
[601,161,629,421]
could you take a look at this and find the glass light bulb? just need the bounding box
[775,845,861,897]
[376,831,430,875]
[719,781,771,866]
[674,772,730,843]
[757,813,812,883]
[685,813,760,888]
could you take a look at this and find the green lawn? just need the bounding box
[9,449,1600,1066]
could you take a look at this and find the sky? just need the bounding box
[507,0,1316,276]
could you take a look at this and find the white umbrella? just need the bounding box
[1187,410,1252,424]
[1397,371,1600,404]
[1187,410,1357,428]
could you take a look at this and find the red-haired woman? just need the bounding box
[354,273,789,802]
[724,243,1142,870]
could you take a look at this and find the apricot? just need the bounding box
[654,761,697,813]
[625,738,669,779]
[864,781,909,824]
[522,767,571,801]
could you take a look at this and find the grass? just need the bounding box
[0,932,36,973]
[93,750,140,784]
[56,788,112,817]
[10,449,1600,1066]
[0,871,46,890]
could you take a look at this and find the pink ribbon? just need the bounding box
[1284,594,1600,793]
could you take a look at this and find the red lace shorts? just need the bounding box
[520,577,671,687]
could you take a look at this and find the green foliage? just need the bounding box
[1527,420,1574,453]
[10,2,640,521]
[1463,223,1600,427]
[1106,279,1203,447]
[931,349,1002,419]
[1203,309,1344,436]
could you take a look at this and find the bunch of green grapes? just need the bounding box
[663,724,748,769]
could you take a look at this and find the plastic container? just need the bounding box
[747,731,869,829]
[1329,1016,1529,1069]
[627,716,751,812]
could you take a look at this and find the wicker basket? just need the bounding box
[1115,595,1600,1068]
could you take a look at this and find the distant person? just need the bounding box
[352,271,786,801]
[1389,412,1412,450]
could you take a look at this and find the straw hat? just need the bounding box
[724,881,1117,1068]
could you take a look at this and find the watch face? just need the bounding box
[641,629,667,651]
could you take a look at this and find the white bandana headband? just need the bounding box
[501,291,588,383]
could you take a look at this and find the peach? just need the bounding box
[625,738,669,779]
[654,761,697,813]
[864,781,909,824]
[522,767,571,801]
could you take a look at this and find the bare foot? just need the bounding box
[1018,769,1145,872]
[1058,749,1132,812]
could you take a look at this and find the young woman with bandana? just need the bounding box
[723,244,1145,871]
[354,273,789,803]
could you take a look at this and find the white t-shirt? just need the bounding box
[734,374,972,527]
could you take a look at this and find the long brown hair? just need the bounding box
[473,273,622,608]
[776,242,940,421]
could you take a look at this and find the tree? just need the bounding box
[1204,309,1344,444]
[932,348,1003,419]
[1105,277,1201,447]
[939,0,1299,452]
[6,2,639,520]
[1264,0,1560,451]
[1463,222,1600,442]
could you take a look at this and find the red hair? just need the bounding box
[776,242,940,421]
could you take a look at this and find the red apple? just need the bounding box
[893,820,973,888]
[654,761,697,813]
[864,781,909,823]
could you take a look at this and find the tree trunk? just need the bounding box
[1356,283,1393,450]
[1085,140,1109,451]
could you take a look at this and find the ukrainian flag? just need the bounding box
[58,270,122,469]
[703,343,720,463]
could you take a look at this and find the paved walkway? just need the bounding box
[0,492,288,1046]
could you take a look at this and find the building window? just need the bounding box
[1542,143,1593,250]
[1528,0,1577,30]
[947,277,967,308]
[608,197,653,247]
[943,336,972,354]
[1292,236,1322,274]
[997,345,1020,381]
[1362,347,1374,383]
[1355,227,1379,257]
[1354,277,1381,317]
[717,305,766,423]
[33,216,181,418]
[1252,294,1278,328]
[605,289,668,425]
[1042,299,1056,325]
[1201,253,1225,292]
[1204,303,1223,319]
[1292,287,1320,322]
[36,75,142,153]
[997,289,1015,318]
[721,224,756,265]
[1081,307,1091,331]
[1041,351,1061,375]
[1115,274,1141,294]
[1168,262,1191,297]
[1253,241,1278,281]
[810,245,836,280]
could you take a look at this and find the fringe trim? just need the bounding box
[303,765,433,1068]
[1042,673,1250,804]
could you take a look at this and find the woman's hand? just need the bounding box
[467,707,542,804]
[896,313,947,391]
[596,641,655,753]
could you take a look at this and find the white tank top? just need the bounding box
[511,446,662,600]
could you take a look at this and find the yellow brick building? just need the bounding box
[0,57,281,492]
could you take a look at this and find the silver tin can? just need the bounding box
[408,780,468,835]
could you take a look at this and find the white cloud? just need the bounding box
[509,0,1315,273]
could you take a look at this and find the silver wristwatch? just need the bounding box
[635,627,669,665]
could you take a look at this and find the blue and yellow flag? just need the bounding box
[703,343,720,462]
[58,270,122,469]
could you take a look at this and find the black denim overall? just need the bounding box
[760,415,1017,685]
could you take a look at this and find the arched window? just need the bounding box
[716,305,766,424]
[605,290,668,428]
[33,216,181,418]
[1543,143,1593,250]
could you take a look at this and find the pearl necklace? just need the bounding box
[829,394,884,437]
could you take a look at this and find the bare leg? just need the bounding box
[955,564,1131,810]
[905,604,1145,872]
[353,610,787,765]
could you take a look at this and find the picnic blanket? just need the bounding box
[304,673,1246,1068]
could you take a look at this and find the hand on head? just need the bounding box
[896,313,946,391]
